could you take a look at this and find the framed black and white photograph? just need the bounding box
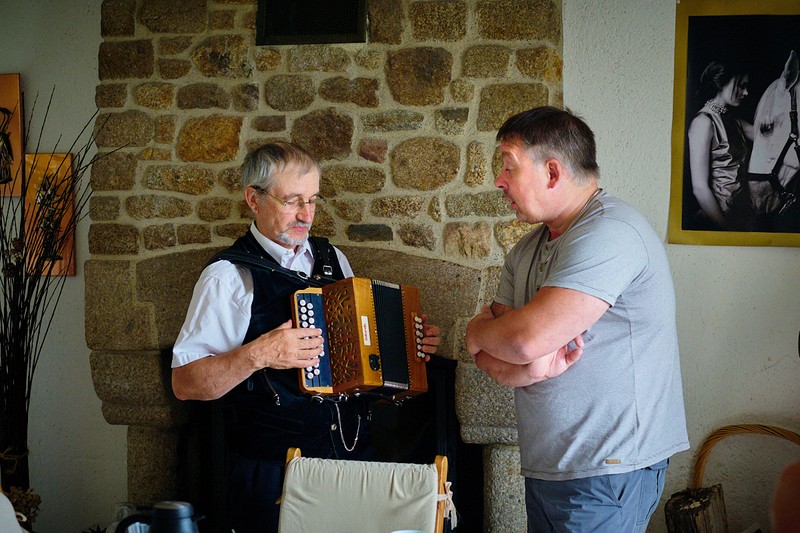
[668,0,800,247]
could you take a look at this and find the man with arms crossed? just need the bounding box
[466,107,689,532]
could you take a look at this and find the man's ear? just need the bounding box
[545,159,562,189]
[244,186,259,212]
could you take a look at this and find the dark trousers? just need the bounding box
[224,416,374,533]
[226,454,285,533]
[525,459,669,533]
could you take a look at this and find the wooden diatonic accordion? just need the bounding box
[291,277,428,399]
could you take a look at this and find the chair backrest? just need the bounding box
[277,447,452,533]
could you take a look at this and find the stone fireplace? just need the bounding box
[87,1,562,531]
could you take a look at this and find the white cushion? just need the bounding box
[278,457,439,533]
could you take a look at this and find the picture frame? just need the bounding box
[668,0,800,247]
[0,73,24,198]
[24,153,76,276]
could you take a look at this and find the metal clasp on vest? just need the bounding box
[260,370,281,406]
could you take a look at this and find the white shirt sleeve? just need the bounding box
[172,260,253,368]
[173,244,354,368]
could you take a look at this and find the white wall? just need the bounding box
[563,1,800,531]
[0,1,128,532]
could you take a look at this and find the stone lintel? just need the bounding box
[339,246,481,351]
[85,260,156,351]
[137,247,225,348]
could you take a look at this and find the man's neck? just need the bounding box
[250,223,303,262]
[546,182,600,238]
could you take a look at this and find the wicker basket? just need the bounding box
[691,424,800,489]
[665,424,800,533]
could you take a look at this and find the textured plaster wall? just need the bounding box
[563,1,800,531]
[0,1,128,532]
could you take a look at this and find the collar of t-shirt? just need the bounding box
[248,223,314,276]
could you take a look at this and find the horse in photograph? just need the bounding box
[748,50,800,230]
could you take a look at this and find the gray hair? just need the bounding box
[240,141,320,191]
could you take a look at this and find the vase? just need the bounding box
[0,334,32,491]
[0,444,30,492]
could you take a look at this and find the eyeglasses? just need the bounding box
[251,185,325,211]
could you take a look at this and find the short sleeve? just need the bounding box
[172,261,252,367]
[545,218,648,307]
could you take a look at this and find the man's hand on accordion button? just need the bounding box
[419,314,441,361]
[249,319,325,370]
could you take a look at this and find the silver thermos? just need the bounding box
[114,501,201,533]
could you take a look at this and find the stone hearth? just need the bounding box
[88,1,564,530]
[89,244,528,530]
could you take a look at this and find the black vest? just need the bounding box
[211,232,372,463]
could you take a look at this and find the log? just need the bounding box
[664,484,728,533]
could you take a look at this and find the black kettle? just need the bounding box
[114,501,201,533]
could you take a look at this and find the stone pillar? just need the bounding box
[87,253,211,503]
[91,349,190,502]
[456,360,525,530]
[484,445,527,532]
[127,426,181,503]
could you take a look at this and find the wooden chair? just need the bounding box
[277,447,456,533]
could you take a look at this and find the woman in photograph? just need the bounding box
[687,60,756,231]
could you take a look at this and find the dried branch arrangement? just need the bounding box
[0,89,103,493]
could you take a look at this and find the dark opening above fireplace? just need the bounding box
[256,0,367,45]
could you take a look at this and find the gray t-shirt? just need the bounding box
[495,191,689,480]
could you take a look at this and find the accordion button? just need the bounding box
[309,317,315,324]
[307,309,314,316]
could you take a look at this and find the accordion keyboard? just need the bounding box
[293,290,334,394]
[292,277,428,398]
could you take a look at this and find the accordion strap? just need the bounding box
[211,248,337,288]
[309,236,334,278]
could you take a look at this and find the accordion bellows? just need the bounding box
[291,277,428,398]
